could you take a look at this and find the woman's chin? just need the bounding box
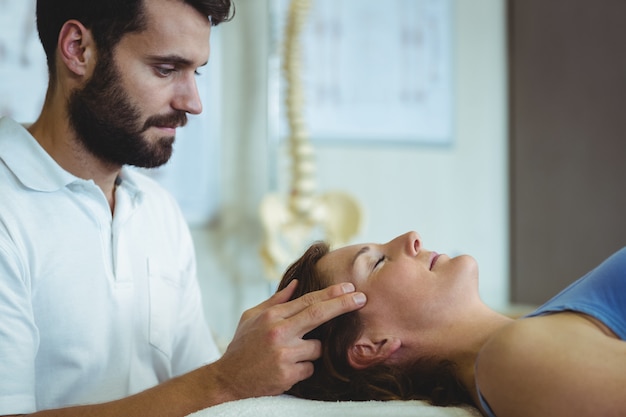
[447,254,480,288]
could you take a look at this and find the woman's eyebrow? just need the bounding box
[351,246,371,268]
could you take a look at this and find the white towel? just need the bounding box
[188,395,481,417]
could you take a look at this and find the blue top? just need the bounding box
[477,247,626,416]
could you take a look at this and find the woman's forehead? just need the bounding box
[317,244,367,282]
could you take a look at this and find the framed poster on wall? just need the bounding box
[270,0,455,145]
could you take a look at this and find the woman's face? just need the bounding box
[316,231,479,348]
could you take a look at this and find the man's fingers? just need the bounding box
[292,360,315,385]
[286,339,322,387]
[276,282,359,317]
[283,285,367,337]
[246,279,298,317]
[293,337,322,363]
[224,281,364,397]
[272,279,299,305]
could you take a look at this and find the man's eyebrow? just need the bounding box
[351,246,371,269]
[146,54,208,68]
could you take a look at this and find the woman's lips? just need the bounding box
[430,252,440,270]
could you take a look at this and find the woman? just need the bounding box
[277,231,626,417]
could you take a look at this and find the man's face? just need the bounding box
[67,0,212,168]
[67,51,187,168]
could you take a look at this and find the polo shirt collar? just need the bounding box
[0,117,78,192]
[0,117,145,206]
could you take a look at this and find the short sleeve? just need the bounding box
[0,238,38,414]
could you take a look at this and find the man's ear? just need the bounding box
[57,20,95,77]
[347,335,402,370]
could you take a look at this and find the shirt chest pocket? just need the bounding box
[148,259,181,358]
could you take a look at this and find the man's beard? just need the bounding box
[67,52,188,168]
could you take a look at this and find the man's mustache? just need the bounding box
[141,111,188,133]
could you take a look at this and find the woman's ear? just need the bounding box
[347,335,402,370]
[57,20,95,77]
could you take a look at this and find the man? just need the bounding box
[0,0,366,416]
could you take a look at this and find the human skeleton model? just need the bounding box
[260,0,362,279]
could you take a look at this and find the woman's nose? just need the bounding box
[389,231,421,256]
[405,231,421,256]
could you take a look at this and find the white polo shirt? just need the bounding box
[0,117,220,414]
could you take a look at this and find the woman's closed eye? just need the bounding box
[374,255,386,269]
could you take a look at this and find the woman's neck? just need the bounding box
[452,309,514,408]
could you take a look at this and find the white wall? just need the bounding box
[0,0,509,352]
[195,0,509,348]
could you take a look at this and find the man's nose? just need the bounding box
[173,74,203,115]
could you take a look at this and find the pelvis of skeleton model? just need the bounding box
[260,189,362,280]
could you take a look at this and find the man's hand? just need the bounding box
[210,280,366,400]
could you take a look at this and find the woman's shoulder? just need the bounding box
[475,313,626,417]
[474,318,546,415]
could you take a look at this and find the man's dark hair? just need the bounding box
[36,0,233,77]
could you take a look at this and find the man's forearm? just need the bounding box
[13,364,234,417]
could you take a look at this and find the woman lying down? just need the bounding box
[276,231,626,417]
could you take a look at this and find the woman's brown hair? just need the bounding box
[277,241,473,407]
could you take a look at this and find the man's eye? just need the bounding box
[155,66,175,77]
